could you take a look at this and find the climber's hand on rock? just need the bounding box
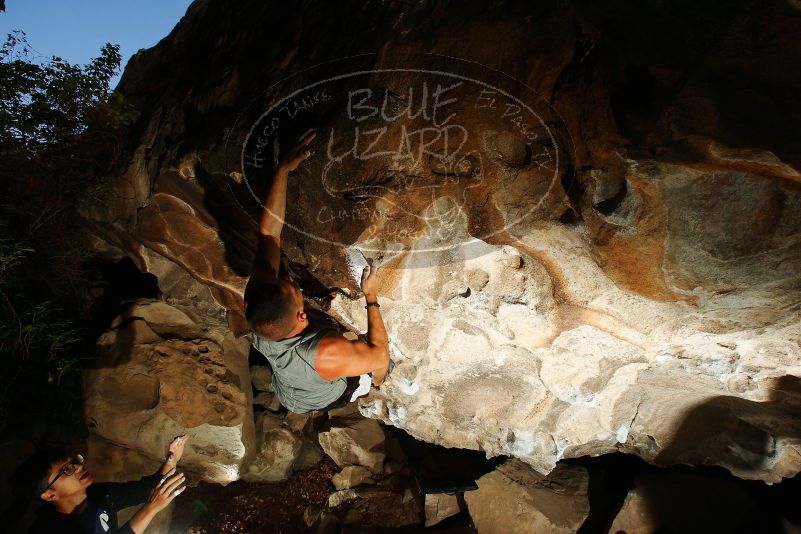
[277,129,316,173]
[166,433,189,466]
[372,369,387,387]
[361,265,379,299]
[148,469,186,512]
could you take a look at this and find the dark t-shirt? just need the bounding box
[29,469,161,533]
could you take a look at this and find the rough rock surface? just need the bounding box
[328,487,421,528]
[332,465,373,490]
[84,0,801,481]
[318,417,387,472]
[464,460,590,534]
[242,416,303,482]
[424,493,461,527]
[85,299,255,483]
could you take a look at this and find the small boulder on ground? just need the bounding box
[242,424,302,482]
[425,493,461,527]
[329,489,358,508]
[332,466,373,490]
[318,417,386,472]
[328,487,420,528]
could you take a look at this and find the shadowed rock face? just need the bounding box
[85,300,255,483]
[84,0,801,482]
[465,460,590,533]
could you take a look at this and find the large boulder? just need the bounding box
[83,0,801,482]
[84,299,255,483]
[464,460,590,534]
[340,216,801,481]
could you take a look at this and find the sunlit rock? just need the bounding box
[84,0,801,483]
[318,418,387,472]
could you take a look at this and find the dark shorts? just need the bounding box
[319,376,361,412]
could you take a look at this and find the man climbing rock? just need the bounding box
[244,129,391,413]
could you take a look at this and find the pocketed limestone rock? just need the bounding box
[332,218,801,482]
[84,300,255,483]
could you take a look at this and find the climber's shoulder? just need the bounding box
[315,333,382,381]
[314,332,350,378]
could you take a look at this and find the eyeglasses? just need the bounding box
[42,454,84,493]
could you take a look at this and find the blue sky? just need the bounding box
[0,0,194,89]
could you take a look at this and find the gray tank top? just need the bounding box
[248,308,347,413]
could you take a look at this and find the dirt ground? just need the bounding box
[170,459,339,534]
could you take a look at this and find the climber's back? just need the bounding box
[249,308,347,413]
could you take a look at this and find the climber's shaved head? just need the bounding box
[244,274,306,340]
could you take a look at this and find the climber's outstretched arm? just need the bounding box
[315,265,390,385]
[251,234,282,281]
[250,130,316,281]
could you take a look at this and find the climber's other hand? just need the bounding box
[361,265,379,299]
[277,129,316,173]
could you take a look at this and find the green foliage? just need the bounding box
[0,230,83,429]
[1,32,138,244]
[0,30,136,433]
[0,235,33,277]
[0,30,137,154]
